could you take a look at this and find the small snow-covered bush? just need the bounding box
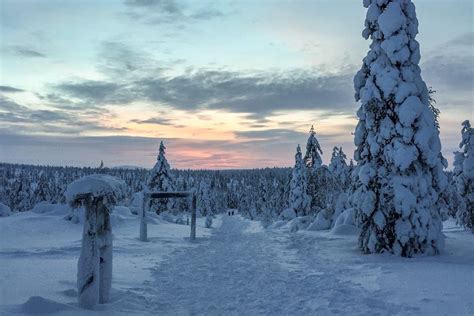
[307,211,331,231]
[286,216,312,233]
[205,215,213,228]
[278,208,297,221]
[334,208,356,228]
[129,191,144,215]
[0,203,11,217]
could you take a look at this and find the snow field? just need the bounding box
[2,208,472,315]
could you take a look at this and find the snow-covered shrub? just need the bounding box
[0,202,11,217]
[278,208,297,221]
[287,216,312,232]
[334,208,357,228]
[454,121,474,232]
[307,211,331,231]
[205,214,213,228]
[351,0,447,256]
[129,191,144,215]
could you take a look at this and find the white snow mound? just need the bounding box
[21,296,76,314]
[0,202,11,217]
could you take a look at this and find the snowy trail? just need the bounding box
[134,215,411,315]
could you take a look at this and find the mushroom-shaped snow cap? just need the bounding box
[65,174,127,208]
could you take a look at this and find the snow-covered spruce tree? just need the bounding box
[352,0,447,256]
[304,125,323,170]
[197,179,212,216]
[289,145,311,216]
[328,147,349,189]
[454,120,473,232]
[146,141,174,214]
[34,170,52,204]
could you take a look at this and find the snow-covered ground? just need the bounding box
[0,205,219,315]
[0,207,473,315]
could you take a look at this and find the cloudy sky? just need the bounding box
[0,0,472,169]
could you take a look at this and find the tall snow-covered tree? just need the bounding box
[146,141,174,214]
[454,120,473,232]
[34,170,52,203]
[197,179,212,216]
[304,125,323,170]
[289,145,311,216]
[351,0,447,256]
[328,147,349,189]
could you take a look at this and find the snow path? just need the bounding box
[134,215,412,315]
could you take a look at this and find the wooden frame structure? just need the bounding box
[140,191,197,242]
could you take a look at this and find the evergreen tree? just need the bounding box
[34,170,52,204]
[146,141,174,214]
[352,0,447,256]
[197,179,212,216]
[289,145,311,216]
[304,125,323,170]
[328,147,349,189]
[454,120,473,232]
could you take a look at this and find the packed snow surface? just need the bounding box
[0,209,473,315]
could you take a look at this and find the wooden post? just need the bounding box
[77,195,100,309]
[140,194,148,242]
[190,194,197,241]
[66,174,125,310]
[97,198,112,304]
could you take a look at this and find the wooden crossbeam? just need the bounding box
[145,191,193,199]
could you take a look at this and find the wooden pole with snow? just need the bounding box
[140,191,196,241]
[65,175,126,310]
[140,195,149,242]
[190,195,197,240]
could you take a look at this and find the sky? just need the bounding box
[0,0,472,169]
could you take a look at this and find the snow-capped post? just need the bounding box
[352,0,448,256]
[190,194,197,240]
[65,175,126,310]
[140,193,150,241]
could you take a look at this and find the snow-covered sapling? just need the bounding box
[352,0,447,256]
[65,174,126,309]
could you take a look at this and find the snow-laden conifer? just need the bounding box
[352,0,447,256]
[146,141,174,214]
[454,120,473,232]
[304,125,323,170]
[328,147,349,189]
[289,145,311,216]
[197,179,213,216]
